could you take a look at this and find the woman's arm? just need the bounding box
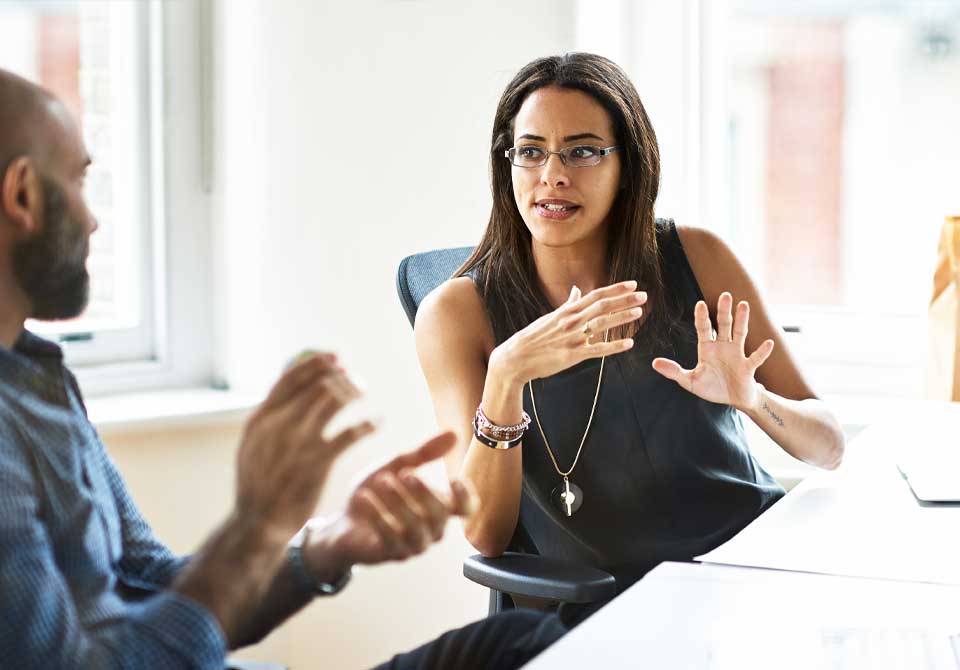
[415,278,523,556]
[670,225,845,469]
[415,277,644,555]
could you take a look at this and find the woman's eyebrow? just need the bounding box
[515,132,605,142]
[563,132,604,142]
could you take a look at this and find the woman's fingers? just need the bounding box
[577,290,647,328]
[586,306,644,335]
[694,300,713,343]
[747,338,775,371]
[716,292,734,343]
[651,358,694,391]
[578,337,635,361]
[733,300,750,349]
[568,280,639,312]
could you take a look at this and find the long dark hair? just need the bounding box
[456,52,680,349]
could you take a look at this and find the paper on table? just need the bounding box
[707,620,960,670]
[697,408,960,584]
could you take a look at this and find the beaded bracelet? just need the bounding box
[475,405,532,440]
[472,417,523,449]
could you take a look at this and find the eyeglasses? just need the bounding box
[504,144,621,168]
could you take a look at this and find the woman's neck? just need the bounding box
[532,235,608,309]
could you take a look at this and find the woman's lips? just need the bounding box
[535,203,581,220]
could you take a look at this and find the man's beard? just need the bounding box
[12,175,90,321]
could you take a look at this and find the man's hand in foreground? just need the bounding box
[300,431,478,581]
[173,352,378,644]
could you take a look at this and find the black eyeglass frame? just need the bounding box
[504,145,622,168]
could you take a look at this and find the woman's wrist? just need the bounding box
[486,347,526,394]
[740,381,766,417]
[481,348,526,425]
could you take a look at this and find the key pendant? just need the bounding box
[552,476,583,517]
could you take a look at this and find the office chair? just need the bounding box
[396,247,617,614]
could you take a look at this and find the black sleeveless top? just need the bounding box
[509,220,784,589]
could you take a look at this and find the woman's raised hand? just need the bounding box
[489,280,646,385]
[652,292,774,411]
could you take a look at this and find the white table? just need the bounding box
[698,401,960,584]
[522,562,960,670]
[522,402,960,669]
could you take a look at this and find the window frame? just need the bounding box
[696,0,937,398]
[574,0,932,398]
[26,0,160,370]
[60,0,216,396]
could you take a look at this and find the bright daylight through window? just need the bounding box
[711,0,960,395]
[0,0,157,368]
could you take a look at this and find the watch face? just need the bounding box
[290,545,352,596]
[317,567,352,595]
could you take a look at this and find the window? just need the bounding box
[702,0,960,395]
[577,0,960,396]
[1,1,214,394]
[1,0,159,367]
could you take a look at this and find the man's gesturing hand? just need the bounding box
[301,431,478,577]
[173,352,376,646]
[235,353,375,540]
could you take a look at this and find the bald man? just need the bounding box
[0,69,566,670]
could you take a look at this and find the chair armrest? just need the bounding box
[463,552,617,604]
[224,660,288,670]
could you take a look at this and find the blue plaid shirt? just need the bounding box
[0,331,226,669]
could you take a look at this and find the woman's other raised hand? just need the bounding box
[651,292,774,412]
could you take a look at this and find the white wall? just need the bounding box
[203,1,576,667]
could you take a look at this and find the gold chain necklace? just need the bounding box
[528,332,607,518]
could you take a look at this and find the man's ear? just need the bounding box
[1,157,42,237]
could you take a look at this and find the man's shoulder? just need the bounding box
[16,330,65,359]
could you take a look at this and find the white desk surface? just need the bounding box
[523,402,960,669]
[698,401,960,584]
[522,562,960,670]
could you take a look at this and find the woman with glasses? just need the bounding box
[414,53,845,623]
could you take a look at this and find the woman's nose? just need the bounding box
[539,152,570,188]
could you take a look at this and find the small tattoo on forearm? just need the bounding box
[762,401,785,428]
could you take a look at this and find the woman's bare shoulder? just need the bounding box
[418,276,486,322]
[415,276,495,354]
[674,224,727,259]
[673,224,748,305]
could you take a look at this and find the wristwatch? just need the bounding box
[287,544,353,596]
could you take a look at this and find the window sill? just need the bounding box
[85,387,934,464]
[88,387,264,438]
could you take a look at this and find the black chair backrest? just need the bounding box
[396,246,474,326]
